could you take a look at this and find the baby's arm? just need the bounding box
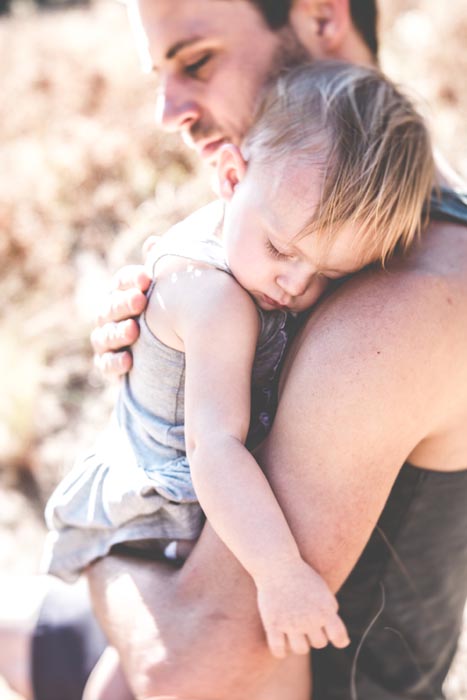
[171,269,349,658]
[91,201,224,379]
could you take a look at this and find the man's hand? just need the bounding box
[91,265,151,380]
[256,558,350,659]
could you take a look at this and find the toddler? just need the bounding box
[44,61,434,663]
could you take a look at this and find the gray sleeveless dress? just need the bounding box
[43,205,290,582]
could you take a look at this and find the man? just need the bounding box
[3,1,466,699]
[86,2,467,699]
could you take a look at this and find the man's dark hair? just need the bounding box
[247,0,293,29]
[249,0,378,57]
[350,0,378,57]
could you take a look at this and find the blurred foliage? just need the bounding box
[0,0,213,496]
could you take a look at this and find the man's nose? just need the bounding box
[155,79,201,132]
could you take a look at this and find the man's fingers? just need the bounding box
[91,320,140,354]
[286,632,310,656]
[111,265,151,293]
[265,629,287,659]
[95,289,148,327]
[324,616,350,648]
[142,235,159,260]
[94,350,133,380]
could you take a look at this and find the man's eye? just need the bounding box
[184,53,212,77]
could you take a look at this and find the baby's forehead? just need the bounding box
[259,157,323,214]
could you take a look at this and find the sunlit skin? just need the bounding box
[80,3,467,700]
[218,146,376,313]
[0,3,466,700]
[130,0,309,165]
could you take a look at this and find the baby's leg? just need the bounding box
[83,631,311,700]
[82,636,311,700]
[83,540,195,700]
[83,646,133,700]
[87,543,314,700]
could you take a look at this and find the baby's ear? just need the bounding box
[216,144,248,201]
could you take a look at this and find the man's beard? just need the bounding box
[246,26,311,131]
[268,25,312,79]
[187,26,310,149]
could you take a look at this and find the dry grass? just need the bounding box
[0,0,213,492]
[0,0,466,698]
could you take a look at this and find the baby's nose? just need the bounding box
[276,269,310,297]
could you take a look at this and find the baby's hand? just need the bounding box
[255,558,350,659]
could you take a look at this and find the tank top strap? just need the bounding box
[428,186,467,225]
[148,201,229,276]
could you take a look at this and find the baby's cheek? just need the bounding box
[297,277,330,312]
[226,255,250,292]
[312,277,330,304]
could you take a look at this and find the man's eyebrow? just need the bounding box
[166,36,204,60]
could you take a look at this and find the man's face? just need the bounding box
[131,0,309,165]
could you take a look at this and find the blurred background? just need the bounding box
[0,0,466,697]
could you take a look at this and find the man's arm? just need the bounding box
[256,262,458,592]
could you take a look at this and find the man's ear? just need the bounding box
[290,0,351,59]
[216,144,248,201]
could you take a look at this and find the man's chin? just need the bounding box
[183,135,227,165]
[200,139,227,165]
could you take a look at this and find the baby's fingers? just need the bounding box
[286,632,310,656]
[307,627,328,650]
[265,629,287,659]
[324,615,350,648]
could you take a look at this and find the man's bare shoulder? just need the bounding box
[310,222,467,341]
[282,223,467,457]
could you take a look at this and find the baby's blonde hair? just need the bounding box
[243,61,435,264]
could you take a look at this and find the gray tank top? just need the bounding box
[111,207,291,501]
